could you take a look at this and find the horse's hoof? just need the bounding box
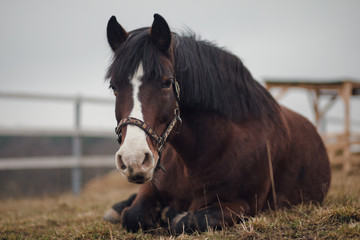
[103,208,121,224]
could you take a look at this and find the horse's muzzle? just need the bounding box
[115,149,155,184]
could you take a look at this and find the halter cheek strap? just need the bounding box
[115,78,181,172]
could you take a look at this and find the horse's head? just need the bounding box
[106,14,180,184]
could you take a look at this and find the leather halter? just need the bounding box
[115,78,181,172]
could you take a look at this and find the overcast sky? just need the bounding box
[0,0,359,131]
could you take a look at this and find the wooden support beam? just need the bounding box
[341,81,352,173]
[265,78,360,174]
[318,94,338,120]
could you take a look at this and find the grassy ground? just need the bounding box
[1,164,360,240]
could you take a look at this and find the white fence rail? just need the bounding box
[0,155,114,170]
[0,128,114,138]
[0,91,116,194]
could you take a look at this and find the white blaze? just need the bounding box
[115,63,154,172]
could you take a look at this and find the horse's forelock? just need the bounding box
[107,28,168,87]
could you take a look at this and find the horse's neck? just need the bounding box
[169,108,282,171]
[169,111,234,169]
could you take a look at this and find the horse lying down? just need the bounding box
[103,13,331,234]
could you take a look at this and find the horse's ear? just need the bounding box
[151,14,171,52]
[107,16,128,51]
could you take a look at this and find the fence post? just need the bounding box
[71,96,82,195]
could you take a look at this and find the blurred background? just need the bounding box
[0,0,359,198]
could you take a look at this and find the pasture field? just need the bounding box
[1,164,360,240]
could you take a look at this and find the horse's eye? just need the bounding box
[110,85,118,96]
[162,78,173,89]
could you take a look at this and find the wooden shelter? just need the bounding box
[265,78,360,173]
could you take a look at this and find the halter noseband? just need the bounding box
[115,78,181,173]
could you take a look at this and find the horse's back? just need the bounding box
[273,106,331,208]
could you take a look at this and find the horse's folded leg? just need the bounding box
[103,193,137,224]
[170,202,248,234]
[170,211,212,234]
[160,206,179,227]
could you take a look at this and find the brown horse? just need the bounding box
[103,14,331,234]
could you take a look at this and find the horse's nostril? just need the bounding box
[117,155,127,170]
[120,164,126,170]
[142,153,151,168]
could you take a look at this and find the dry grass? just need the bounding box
[1,165,360,239]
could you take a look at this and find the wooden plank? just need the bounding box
[325,141,347,152]
[322,132,346,140]
[265,78,360,85]
[330,155,360,166]
[265,79,360,95]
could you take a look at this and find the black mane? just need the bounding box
[173,34,279,120]
[107,29,279,121]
